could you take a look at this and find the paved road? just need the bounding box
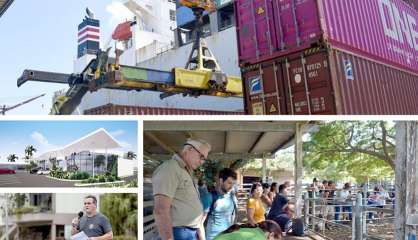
[0,171,76,187]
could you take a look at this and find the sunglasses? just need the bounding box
[184,144,207,161]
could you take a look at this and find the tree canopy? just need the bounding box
[7,154,18,162]
[24,145,37,160]
[303,121,395,182]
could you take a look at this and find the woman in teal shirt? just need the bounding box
[213,220,282,240]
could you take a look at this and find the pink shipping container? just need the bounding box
[83,104,243,115]
[403,0,418,10]
[235,0,418,74]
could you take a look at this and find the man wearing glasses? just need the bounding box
[153,139,211,240]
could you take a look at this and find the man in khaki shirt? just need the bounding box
[153,139,211,240]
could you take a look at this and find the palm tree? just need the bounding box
[7,154,18,162]
[100,193,138,237]
[24,145,37,161]
[126,151,137,160]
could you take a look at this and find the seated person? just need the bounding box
[267,184,294,233]
[213,220,282,240]
[247,183,266,226]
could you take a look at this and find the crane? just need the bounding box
[175,0,236,93]
[1,93,45,115]
[16,1,242,115]
[179,0,216,12]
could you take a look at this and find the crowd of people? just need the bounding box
[152,139,284,240]
[151,138,394,240]
[307,178,394,229]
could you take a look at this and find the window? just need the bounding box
[169,9,176,21]
[217,3,235,31]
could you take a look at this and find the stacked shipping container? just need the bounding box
[235,0,418,114]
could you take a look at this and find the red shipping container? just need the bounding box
[235,0,418,75]
[242,47,418,115]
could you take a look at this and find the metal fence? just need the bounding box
[302,190,396,240]
[142,181,403,240]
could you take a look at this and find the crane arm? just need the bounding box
[17,70,82,87]
[3,93,45,113]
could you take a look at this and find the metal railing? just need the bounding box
[303,192,395,240]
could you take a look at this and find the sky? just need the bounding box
[0,120,138,162]
[0,0,134,115]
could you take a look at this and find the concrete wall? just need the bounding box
[117,158,136,177]
[55,194,101,214]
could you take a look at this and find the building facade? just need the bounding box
[0,193,101,240]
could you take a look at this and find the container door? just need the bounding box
[272,0,321,50]
[243,67,266,114]
[236,0,277,64]
[284,51,336,114]
[260,61,287,114]
[243,61,287,115]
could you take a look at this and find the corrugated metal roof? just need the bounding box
[0,0,13,18]
[143,121,311,165]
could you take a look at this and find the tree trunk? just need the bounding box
[395,122,418,240]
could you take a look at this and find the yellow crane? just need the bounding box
[179,0,216,12]
[16,1,242,115]
[175,0,240,93]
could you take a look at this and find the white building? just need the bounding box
[69,0,243,115]
[34,128,136,178]
[0,193,102,240]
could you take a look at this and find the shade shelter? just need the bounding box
[143,121,316,217]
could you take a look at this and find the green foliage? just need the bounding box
[197,160,223,186]
[126,180,137,188]
[108,154,118,174]
[82,178,98,184]
[12,207,35,215]
[69,171,90,180]
[49,168,69,179]
[113,236,137,240]
[24,145,37,161]
[25,161,37,172]
[100,193,138,237]
[7,154,18,162]
[303,121,395,182]
[13,193,27,208]
[80,173,118,184]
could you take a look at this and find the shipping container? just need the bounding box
[403,0,418,10]
[242,47,418,115]
[235,0,418,75]
[84,104,243,115]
